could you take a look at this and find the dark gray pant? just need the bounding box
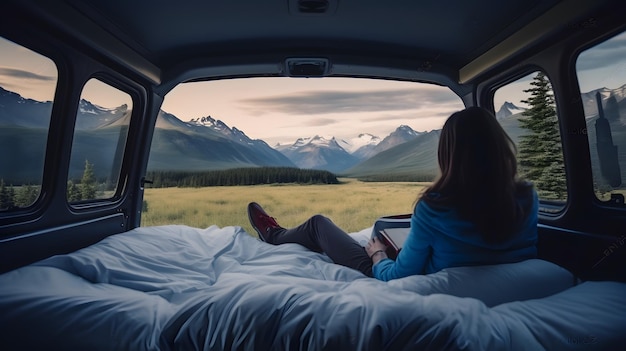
[268,215,373,277]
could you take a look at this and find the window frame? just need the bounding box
[473,23,626,236]
[572,28,626,209]
[484,66,570,216]
[0,35,60,219]
[0,27,151,235]
[0,36,59,213]
[67,74,136,208]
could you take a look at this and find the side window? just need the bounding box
[576,31,626,205]
[67,78,132,203]
[494,71,567,204]
[0,37,57,211]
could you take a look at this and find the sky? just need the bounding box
[162,78,463,145]
[1,31,625,146]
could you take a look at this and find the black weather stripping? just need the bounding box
[298,0,329,13]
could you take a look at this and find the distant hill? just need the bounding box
[341,130,440,180]
[0,87,53,128]
[341,104,528,180]
[148,112,295,172]
[355,125,423,159]
[0,126,48,183]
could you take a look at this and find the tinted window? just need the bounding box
[67,78,132,202]
[0,37,57,211]
[494,71,567,205]
[576,31,626,205]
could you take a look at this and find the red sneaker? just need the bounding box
[247,202,282,242]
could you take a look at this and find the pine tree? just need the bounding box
[0,179,15,209]
[517,72,567,199]
[79,160,97,200]
[15,185,39,207]
[67,180,81,202]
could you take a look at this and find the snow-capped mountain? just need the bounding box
[337,133,382,160]
[343,130,441,179]
[275,126,425,172]
[150,112,294,170]
[357,125,423,159]
[276,135,360,173]
[279,125,421,155]
[76,99,131,130]
[188,115,258,146]
[0,86,53,128]
[336,133,381,153]
[189,115,230,134]
[496,101,526,119]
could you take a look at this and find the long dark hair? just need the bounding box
[420,107,533,242]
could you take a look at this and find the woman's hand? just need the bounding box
[366,236,388,264]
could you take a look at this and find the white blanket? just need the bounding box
[0,225,625,350]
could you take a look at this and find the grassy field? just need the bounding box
[141,178,429,237]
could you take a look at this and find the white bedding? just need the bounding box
[0,225,625,350]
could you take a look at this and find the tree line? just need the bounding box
[1,160,100,210]
[0,180,39,209]
[145,167,339,188]
[2,164,337,210]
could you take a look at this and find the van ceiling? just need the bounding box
[3,0,617,86]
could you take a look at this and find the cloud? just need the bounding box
[360,109,450,123]
[0,67,56,81]
[0,81,22,92]
[240,88,461,115]
[305,117,337,127]
[576,33,626,71]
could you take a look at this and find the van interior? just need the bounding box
[1,0,625,350]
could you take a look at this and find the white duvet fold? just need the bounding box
[1,225,625,351]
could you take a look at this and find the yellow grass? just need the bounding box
[141,178,429,238]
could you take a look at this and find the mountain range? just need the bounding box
[1,84,625,183]
[149,112,294,172]
[274,125,423,173]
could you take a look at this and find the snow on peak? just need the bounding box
[292,136,313,148]
[339,133,381,153]
[310,135,328,142]
[78,99,128,116]
[503,101,525,112]
[189,115,238,136]
[189,115,218,127]
[79,99,105,115]
[496,101,526,119]
[393,125,420,136]
[281,135,346,151]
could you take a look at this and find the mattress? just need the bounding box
[0,225,624,350]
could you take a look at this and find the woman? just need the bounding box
[248,107,538,281]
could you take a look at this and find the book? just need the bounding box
[371,214,411,260]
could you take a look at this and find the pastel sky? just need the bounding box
[162,78,463,145]
[1,31,625,146]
